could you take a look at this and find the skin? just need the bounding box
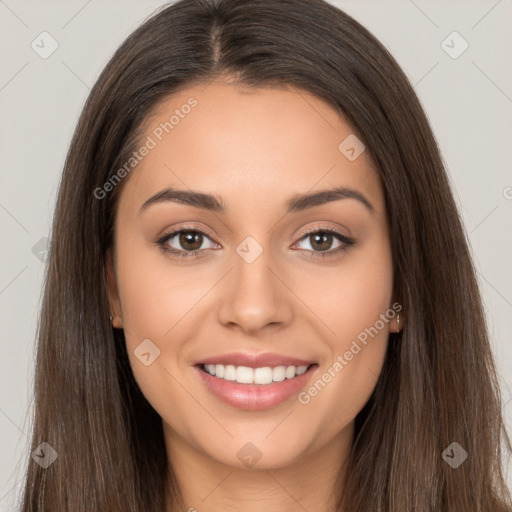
[106,79,400,512]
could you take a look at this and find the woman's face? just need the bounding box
[107,80,395,469]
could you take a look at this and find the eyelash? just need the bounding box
[155,224,355,261]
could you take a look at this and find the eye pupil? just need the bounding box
[180,231,202,251]
[310,232,333,251]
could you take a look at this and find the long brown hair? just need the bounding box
[20,0,511,510]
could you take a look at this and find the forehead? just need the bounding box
[118,81,383,215]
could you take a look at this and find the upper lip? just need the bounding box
[195,352,315,368]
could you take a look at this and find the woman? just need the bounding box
[20,0,512,510]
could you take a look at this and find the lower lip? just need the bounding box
[195,364,318,410]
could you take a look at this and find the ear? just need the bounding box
[389,285,404,333]
[105,248,123,328]
[389,306,404,333]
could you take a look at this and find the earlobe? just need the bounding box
[391,311,403,333]
[105,248,123,329]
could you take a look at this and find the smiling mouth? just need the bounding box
[198,363,316,385]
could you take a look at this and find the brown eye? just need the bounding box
[157,228,218,259]
[293,228,355,259]
[177,231,203,251]
[309,231,335,251]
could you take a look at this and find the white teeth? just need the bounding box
[296,365,308,376]
[202,363,310,384]
[254,366,273,384]
[272,366,286,382]
[223,365,236,381]
[236,366,253,384]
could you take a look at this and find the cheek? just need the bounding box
[294,241,394,440]
[115,246,197,434]
[115,232,200,343]
[113,234,212,415]
[294,232,394,348]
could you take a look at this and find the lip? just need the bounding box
[195,363,318,411]
[195,352,315,368]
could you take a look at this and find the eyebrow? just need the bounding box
[139,186,375,215]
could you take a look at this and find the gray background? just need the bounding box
[1,0,511,509]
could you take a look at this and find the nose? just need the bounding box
[216,243,294,335]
